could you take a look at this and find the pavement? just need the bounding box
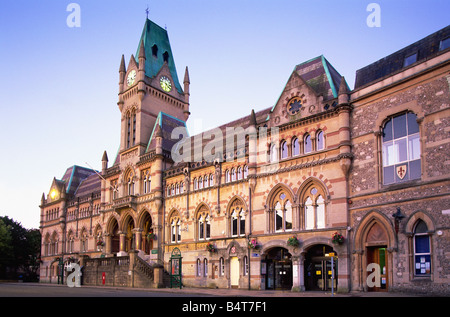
[38,282,421,297]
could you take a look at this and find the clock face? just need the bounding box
[127,70,136,86]
[160,76,172,92]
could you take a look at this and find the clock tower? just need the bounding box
[117,18,190,156]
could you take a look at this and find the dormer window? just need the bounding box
[403,53,417,67]
[163,51,169,63]
[440,37,450,51]
[152,44,158,57]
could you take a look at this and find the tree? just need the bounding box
[0,216,41,281]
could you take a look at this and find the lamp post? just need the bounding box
[392,207,405,235]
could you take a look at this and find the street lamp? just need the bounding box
[392,207,405,234]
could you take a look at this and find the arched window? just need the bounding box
[225,170,230,183]
[243,165,248,178]
[199,177,203,189]
[292,138,300,156]
[204,175,209,188]
[197,258,202,277]
[210,174,214,186]
[219,257,225,276]
[382,112,421,185]
[244,256,249,276]
[193,178,198,190]
[304,186,326,230]
[203,258,208,277]
[270,143,278,162]
[143,171,151,194]
[126,110,136,149]
[413,220,431,276]
[317,131,324,151]
[151,44,158,57]
[231,168,237,182]
[175,183,180,195]
[197,206,211,241]
[304,135,312,154]
[281,141,288,159]
[229,199,246,237]
[170,213,182,243]
[126,172,135,195]
[272,191,292,232]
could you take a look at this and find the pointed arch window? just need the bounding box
[231,168,237,182]
[303,186,326,230]
[225,170,230,183]
[270,143,278,162]
[304,135,312,154]
[292,138,300,156]
[127,173,135,196]
[316,131,324,151]
[243,165,248,179]
[171,218,182,243]
[126,110,137,149]
[272,191,292,232]
[151,44,158,57]
[413,220,431,276]
[197,207,211,241]
[281,141,288,159]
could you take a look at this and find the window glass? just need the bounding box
[393,113,407,139]
[304,135,312,153]
[275,202,283,231]
[317,131,324,150]
[305,197,314,229]
[415,235,430,253]
[382,112,421,184]
[281,141,288,159]
[316,195,325,229]
[285,200,292,230]
[403,53,417,67]
[382,119,393,142]
[407,112,419,134]
[240,210,245,235]
[408,134,421,160]
[440,37,450,51]
[292,138,300,156]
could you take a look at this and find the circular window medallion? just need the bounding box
[287,97,303,115]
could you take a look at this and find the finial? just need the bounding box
[146,6,149,19]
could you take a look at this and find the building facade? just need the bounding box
[39,19,450,295]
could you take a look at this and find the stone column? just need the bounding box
[105,233,112,255]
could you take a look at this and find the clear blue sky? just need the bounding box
[0,0,448,229]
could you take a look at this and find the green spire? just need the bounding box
[135,19,183,94]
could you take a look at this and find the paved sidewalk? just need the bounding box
[29,282,425,297]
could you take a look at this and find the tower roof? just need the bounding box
[293,55,347,101]
[135,19,183,94]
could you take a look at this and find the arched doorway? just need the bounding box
[365,222,388,292]
[123,215,135,252]
[304,244,337,291]
[263,247,292,290]
[141,212,153,254]
[110,219,120,254]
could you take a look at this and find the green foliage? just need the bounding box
[0,216,41,281]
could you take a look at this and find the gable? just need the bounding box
[269,55,346,126]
